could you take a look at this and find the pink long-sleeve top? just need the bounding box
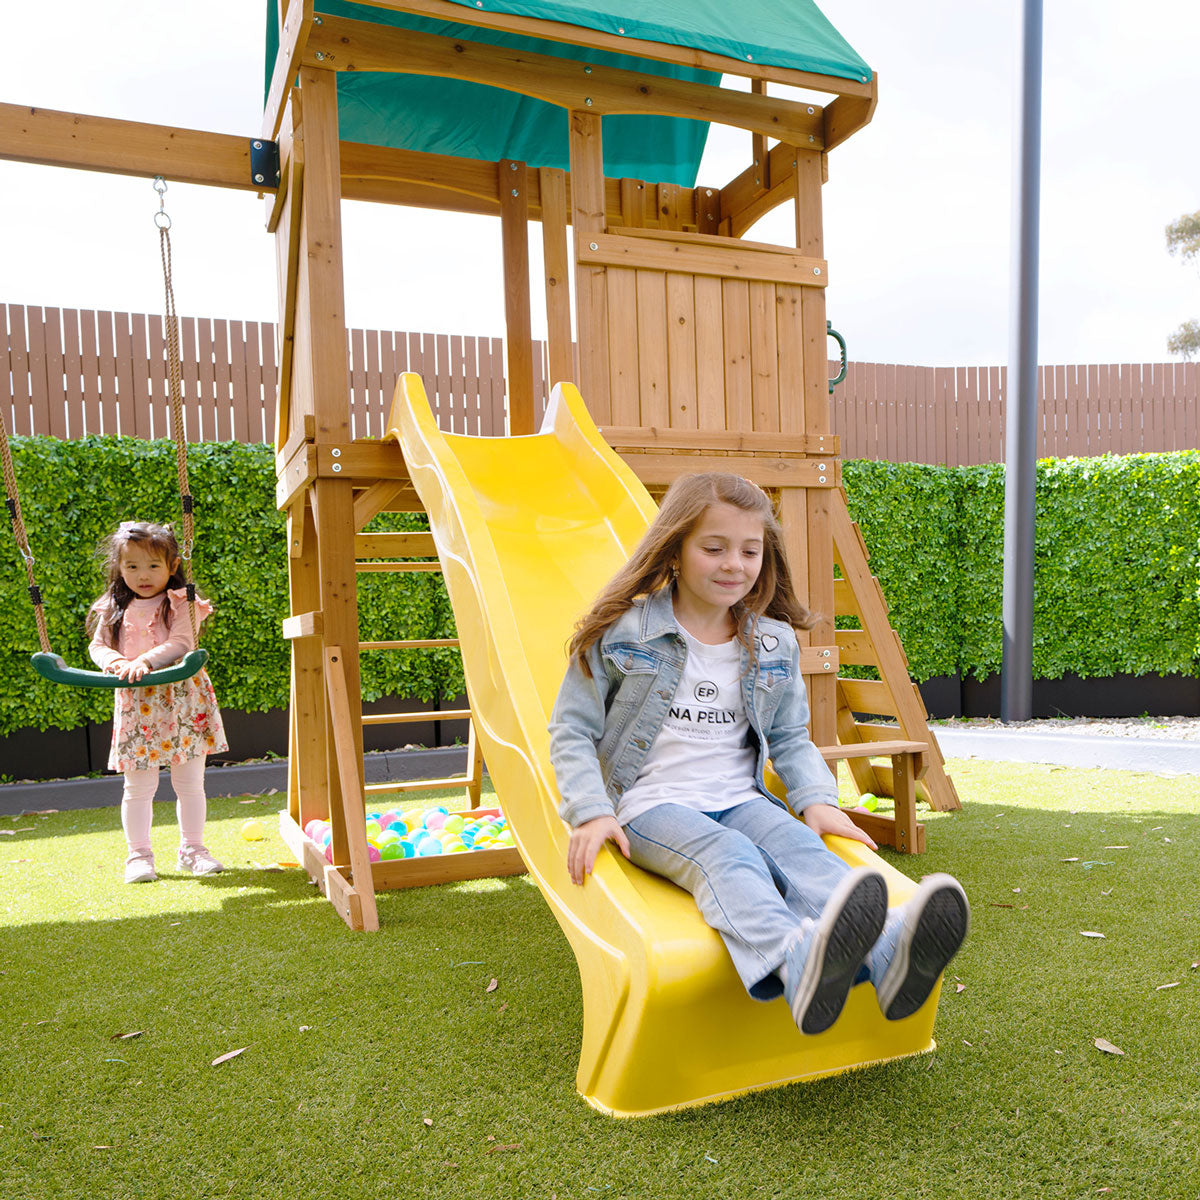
[88,589,212,673]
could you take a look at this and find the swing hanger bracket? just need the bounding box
[249,138,281,190]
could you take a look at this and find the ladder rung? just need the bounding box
[359,639,460,650]
[362,709,471,726]
[356,562,442,573]
[365,776,470,794]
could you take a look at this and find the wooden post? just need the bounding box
[539,166,574,390]
[294,66,367,867]
[325,647,380,932]
[286,497,327,833]
[794,149,836,749]
[568,110,611,424]
[499,159,535,434]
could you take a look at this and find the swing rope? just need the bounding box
[0,177,208,689]
[0,416,52,654]
[155,177,198,646]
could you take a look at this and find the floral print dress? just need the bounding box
[90,591,228,773]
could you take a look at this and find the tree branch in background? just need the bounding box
[1166,210,1200,359]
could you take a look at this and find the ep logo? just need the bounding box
[694,681,718,702]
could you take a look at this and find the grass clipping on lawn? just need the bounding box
[1,762,1197,1199]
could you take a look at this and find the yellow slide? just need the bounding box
[388,373,940,1116]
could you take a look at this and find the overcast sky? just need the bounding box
[1,0,1196,368]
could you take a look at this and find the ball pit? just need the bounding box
[305,807,513,865]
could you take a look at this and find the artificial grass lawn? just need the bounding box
[2,762,1197,1200]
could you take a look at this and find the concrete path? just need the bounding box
[932,726,1200,776]
[2,728,1196,817]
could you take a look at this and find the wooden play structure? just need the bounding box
[1,0,964,1114]
[260,0,961,929]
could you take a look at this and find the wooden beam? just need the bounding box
[823,87,878,153]
[568,110,610,424]
[539,167,574,389]
[341,141,503,212]
[272,93,304,451]
[262,0,314,142]
[282,610,324,640]
[297,67,351,443]
[352,481,413,531]
[499,159,535,435]
[578,230,827,289]
[619,452,837,489]
[600,426,839,455]
[353,531,437,558]
[354,0,876,97]
[324,646,380,932]
[0,102,267,192]
[305,16,827,147]
[720,143,799,240]
[286,496,328,836]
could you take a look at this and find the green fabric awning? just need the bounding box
[264,1,870,187]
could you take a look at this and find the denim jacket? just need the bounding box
[548,586,839,828]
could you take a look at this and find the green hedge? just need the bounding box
[846,452,1200,682]
[0,437,462,736]
[1,438,1196,736]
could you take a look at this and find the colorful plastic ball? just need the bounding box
[367,844,382,863]
[241,819,266,841]
[303,818,323,839]
[377,827,401,843]
[424,812,448,831]
[443,814,465,835]
[323,844,334,863]
[364,820,381,840]
[859,793,879,813]
[417,839,444,855]
[381,841,404,860]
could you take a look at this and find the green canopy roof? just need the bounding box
[265,1,870,187]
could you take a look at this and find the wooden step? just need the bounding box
[818,739,925,761]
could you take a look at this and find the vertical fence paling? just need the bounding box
[2,304,1198,459]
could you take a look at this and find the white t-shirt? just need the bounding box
[616,626,762,825]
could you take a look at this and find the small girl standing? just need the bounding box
[87,521,228,884]
[550,473,968,1035]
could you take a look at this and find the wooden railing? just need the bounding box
[3,304,1197,461]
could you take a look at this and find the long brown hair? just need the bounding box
[86,521,191,649]
[568,473,814,674]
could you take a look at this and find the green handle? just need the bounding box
[827,321,847,394]
[31,648,209,689]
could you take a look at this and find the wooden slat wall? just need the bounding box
[829,359,1200,463]
[3,304,1197,457]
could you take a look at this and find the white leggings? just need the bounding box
[121,756,208,858]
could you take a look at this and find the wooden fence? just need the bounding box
[3,304,1197,462]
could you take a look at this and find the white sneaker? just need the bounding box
[178,845,224,876]
[873,874,969,1021]
[782,867,888,1035]
[124,854,158,884]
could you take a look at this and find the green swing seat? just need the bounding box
[31,648,208,689]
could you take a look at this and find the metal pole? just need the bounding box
[1002,0,1043,722]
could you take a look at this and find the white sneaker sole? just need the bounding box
[788,867,888,1035]
[875,873,969,1020]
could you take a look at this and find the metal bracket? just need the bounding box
[250,138,281,189]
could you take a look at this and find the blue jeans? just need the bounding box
[624,798,857,1001]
